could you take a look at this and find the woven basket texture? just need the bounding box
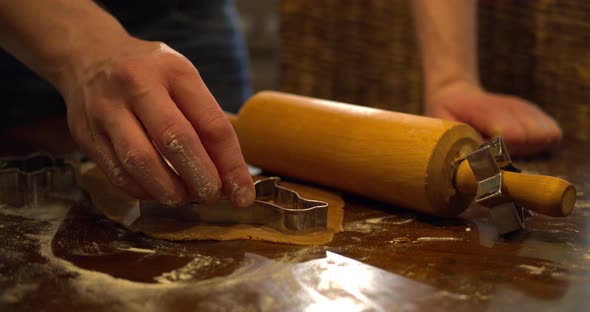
[279,0,590,139]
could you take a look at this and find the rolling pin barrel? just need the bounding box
[230,91,575,218]
[233,91,481,217]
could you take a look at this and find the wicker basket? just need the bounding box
[478,1,590,140]
[279,0,423,114]
[279,0,590,139]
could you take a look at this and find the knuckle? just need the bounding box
[167,64,199,85]
[107,166,130,188]
[157,120,191,151]
[121,147,152,172]
[110,58,152,95]
[95,151,137,192]
[111,58,142,82]
[222,162,248,182]
[157,43,193,65]
[87,105,111,126]
[200,113,233,138]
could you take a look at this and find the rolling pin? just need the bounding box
[227,91,576,218]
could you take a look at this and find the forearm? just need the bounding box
[0,0,131,92]
[411,0,480,102]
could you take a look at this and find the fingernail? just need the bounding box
[232,185,255,208]
[161,197,180,207]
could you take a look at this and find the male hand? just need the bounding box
[426,82,562,157]
[61,38,255,207]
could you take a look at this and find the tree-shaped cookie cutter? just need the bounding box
[141,177,329,234]
[252,177,329,233]
[465,137,527,234]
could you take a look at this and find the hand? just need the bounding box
[426,82,562,157]
[60,37,255,207]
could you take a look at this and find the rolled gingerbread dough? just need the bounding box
[80,165,344,245]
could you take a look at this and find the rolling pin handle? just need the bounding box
[456,137,577,234]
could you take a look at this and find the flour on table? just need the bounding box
[155,255,223,284]
[518,264,546,275]
[344,215,415,234]
[415,237,462,242]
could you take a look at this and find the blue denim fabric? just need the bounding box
[0,0,251,129]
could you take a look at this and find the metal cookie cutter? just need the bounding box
[464,137,527,235]
[0,152,78,207]
[141,177,329,234]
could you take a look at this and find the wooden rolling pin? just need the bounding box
[227,91,576,218]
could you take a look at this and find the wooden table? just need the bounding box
[1,119,589,311]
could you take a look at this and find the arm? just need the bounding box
[0,0,255,207]
[411,0,562,157]
[0,1,128,89]
[411,0,479,106]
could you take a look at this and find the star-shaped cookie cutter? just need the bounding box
[0,152,78,207]
[464,137,527,235]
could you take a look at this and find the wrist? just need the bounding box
[424,78,482,112]
[424,79,484,115]
[422,58,481,106]
[50,32,137,97]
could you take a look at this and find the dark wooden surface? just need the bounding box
[1,120,589,311]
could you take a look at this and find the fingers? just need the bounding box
[88,134,153,200]
[68,107,152,199]
[101,106,190,206]
[504,98,562,157]
[479,105,549,157]
[445,96,528,141]
[129,84,225,205]
[169,73,255,208]
[436,92,561,157]
[518,102,563,144]
[505,105,546,156]
[429,106,459,122]
[65,42,253,206]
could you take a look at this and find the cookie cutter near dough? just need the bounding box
[0,152,78,207]
[141,177,329,234]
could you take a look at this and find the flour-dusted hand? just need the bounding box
[0,1,254,207]
[426,83,562,157]
[60,39,255,206]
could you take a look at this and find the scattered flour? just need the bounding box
[370,216,416,225]
[435,290,469,301]
[118,247,157,254]
[1,201,406,310]
[575,200,590,209]
[1,283,39,304]
[344,216,415,233]
[518,264,546,275]
[0,202,188,309]
[388,237,412,244]
[415,237,462,243]
[155,255,222,284]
